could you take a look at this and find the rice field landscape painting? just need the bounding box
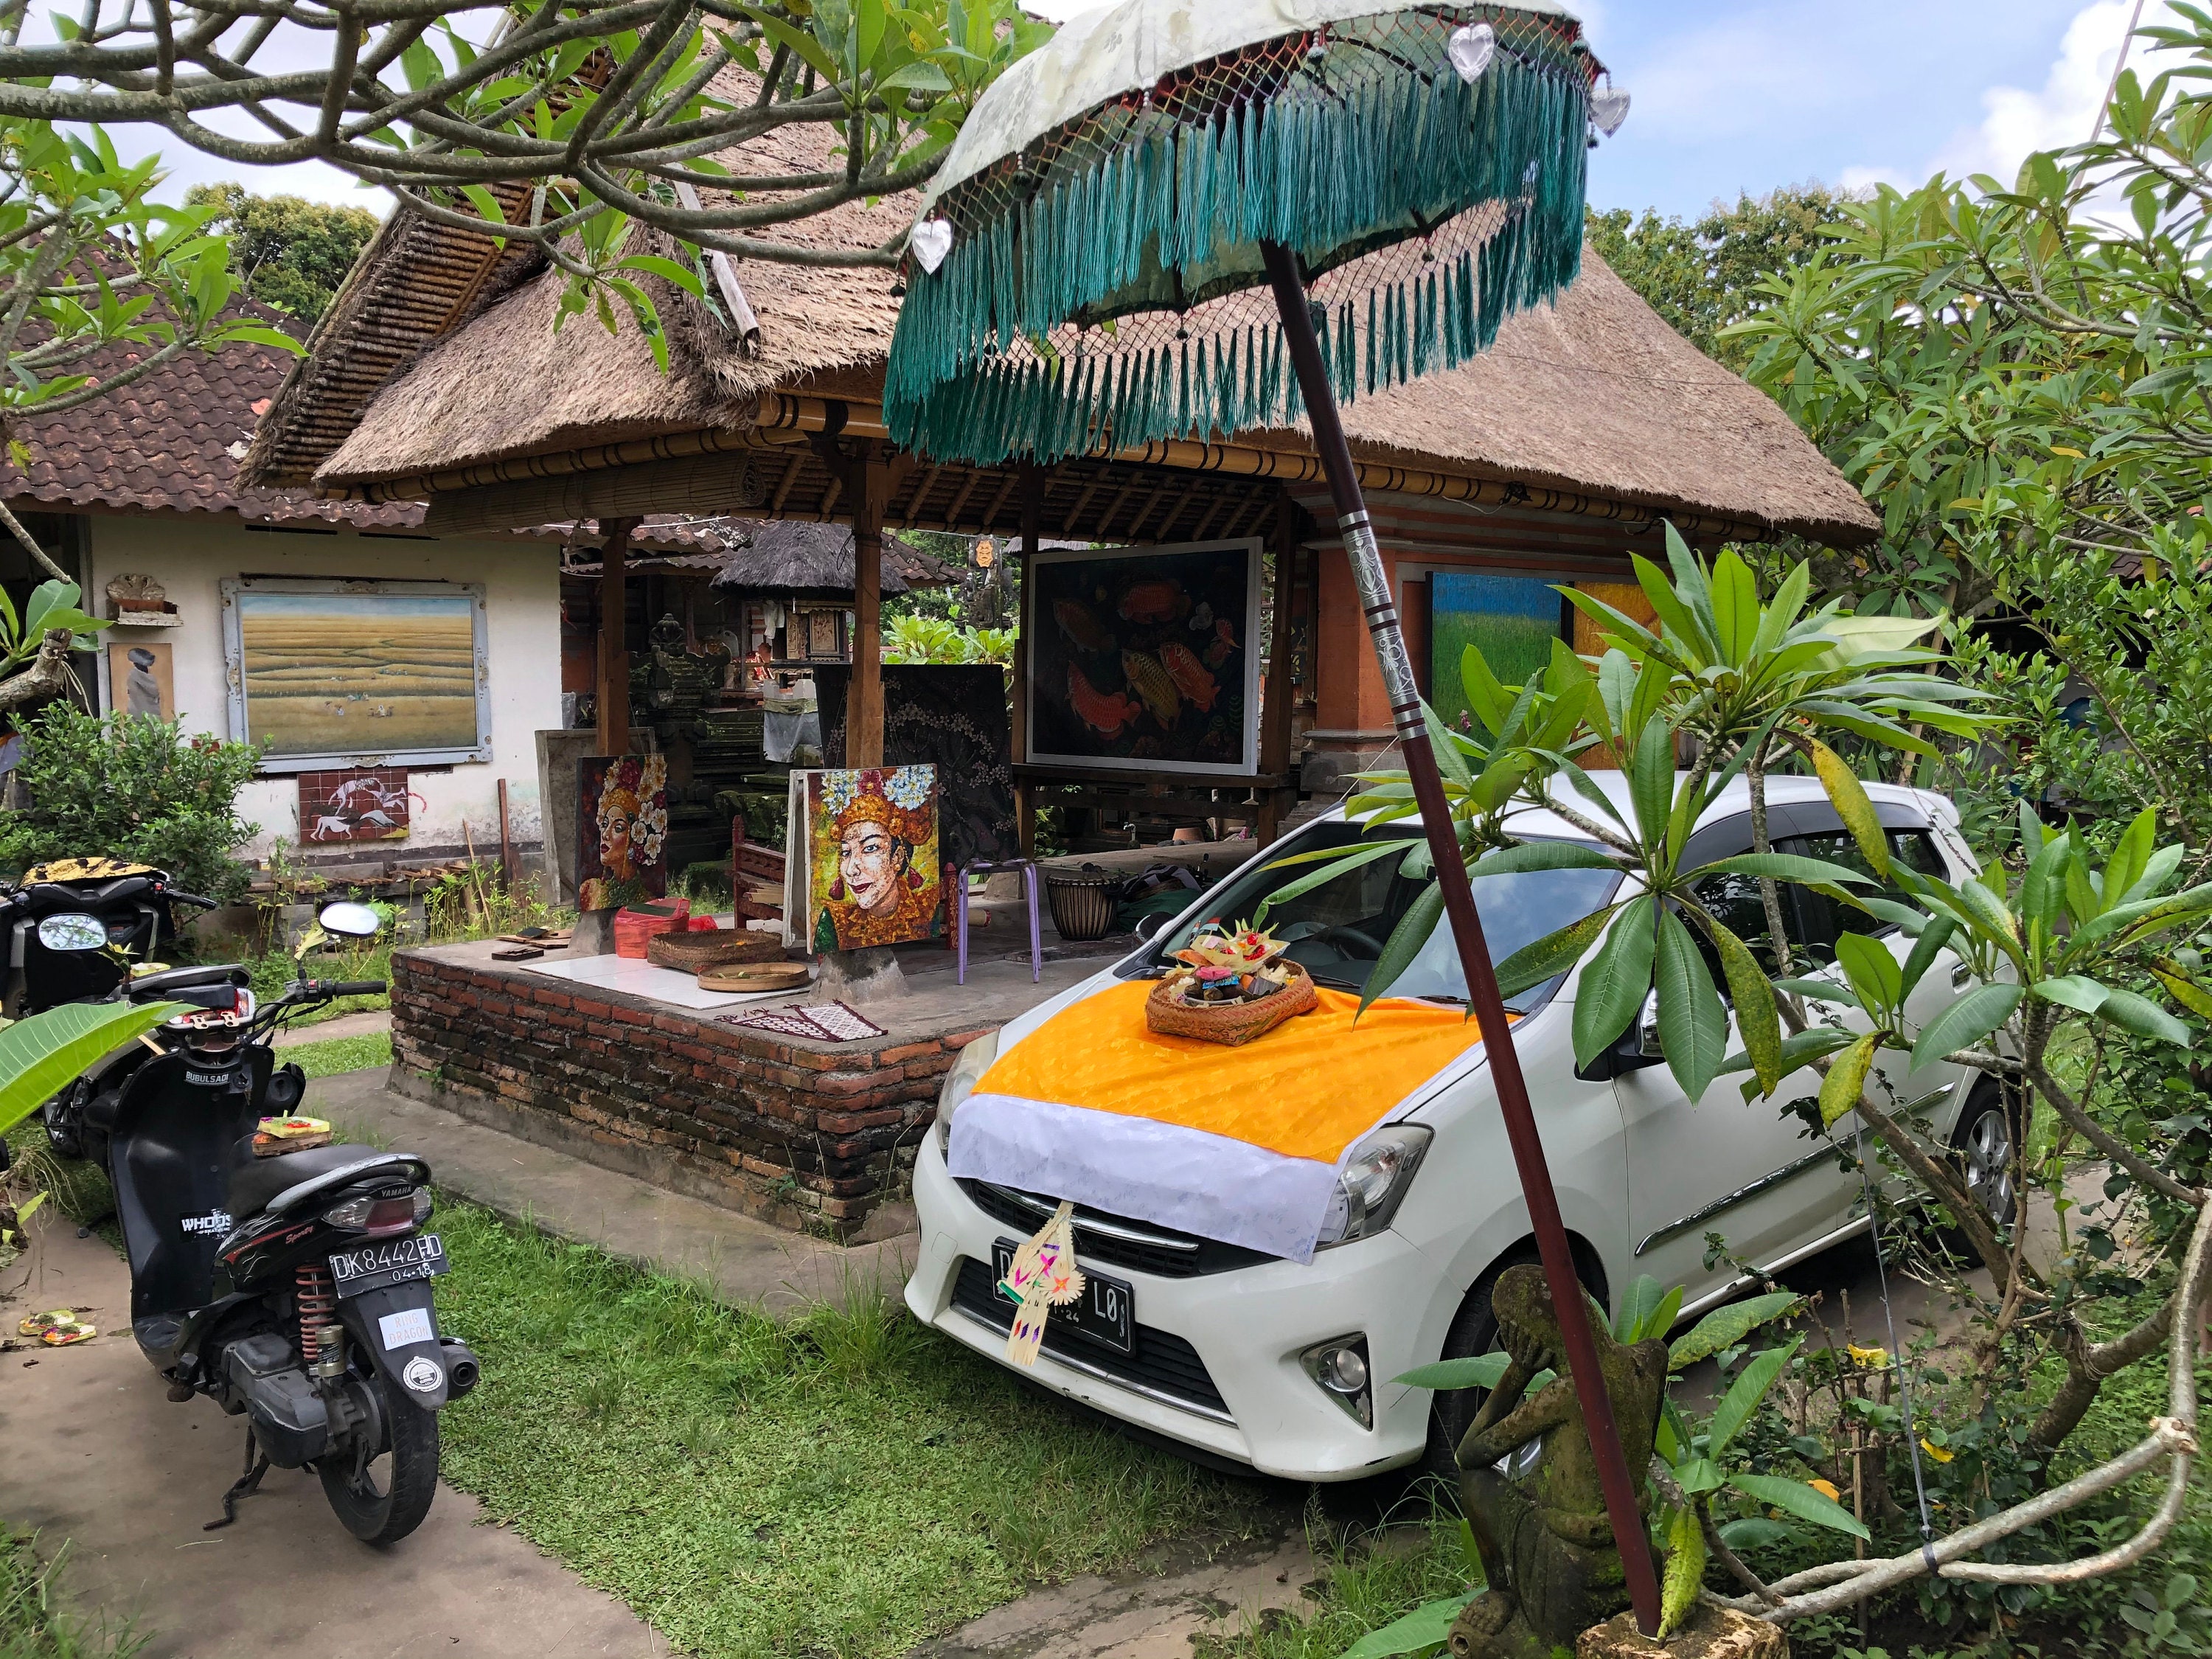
[226,583,487,765]
[1427,571,1568,731]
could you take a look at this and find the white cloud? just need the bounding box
[1851,0,2170,192]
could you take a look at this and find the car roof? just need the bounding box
[1332,770,1948,841]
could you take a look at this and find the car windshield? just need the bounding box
[1142,822,1624,1011]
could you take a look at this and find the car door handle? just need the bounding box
[1952,962,1972,988]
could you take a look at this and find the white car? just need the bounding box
[904,773,2005,1483]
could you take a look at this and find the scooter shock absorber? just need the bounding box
[296,1264,345,1381]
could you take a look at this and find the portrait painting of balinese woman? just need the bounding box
[805,766,942,952]
[577,753,669,911]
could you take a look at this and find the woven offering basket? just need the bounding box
[698,959,812,993]
[1145,961,1318,1046]
[647,928,787,973]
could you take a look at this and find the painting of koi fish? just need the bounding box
[1067,663,1141,738]
[1053,598,1116,654]
[1119,650,1183,726]
[1026,540,1260,773]
[1157,641,1218,712]
[1117,579,1185,624]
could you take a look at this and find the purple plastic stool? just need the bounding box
[956,858,1042,984]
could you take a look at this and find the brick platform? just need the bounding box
[389,939,1105,1238]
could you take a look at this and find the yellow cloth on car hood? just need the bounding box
[976,979,1495,1164]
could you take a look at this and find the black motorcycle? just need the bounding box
[48,898,479,1544]
[1,857,217,1018]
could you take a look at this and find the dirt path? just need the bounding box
[0,1217,667,1659]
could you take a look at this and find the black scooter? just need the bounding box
[49,899,479,1545]
[3,858,221,1166]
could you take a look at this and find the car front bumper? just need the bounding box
[905,1130,1436,1481]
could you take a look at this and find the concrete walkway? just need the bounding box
[0,1217,667,1659]
[313,1069,919,1315]
[914,1534,1323,1659]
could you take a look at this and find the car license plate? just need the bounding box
[990,1237,1133,1355]
[329,1234,448,1298]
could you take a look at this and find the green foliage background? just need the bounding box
[0,704,260,902]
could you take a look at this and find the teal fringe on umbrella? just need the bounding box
[885,25,1591,467]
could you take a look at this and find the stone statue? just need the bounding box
[1449,1265,1669,1659]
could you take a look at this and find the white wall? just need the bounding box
[83,514,562,861]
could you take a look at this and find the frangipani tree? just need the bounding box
[1298,536,2212,1622]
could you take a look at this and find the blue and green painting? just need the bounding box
[1428,572,1565,731]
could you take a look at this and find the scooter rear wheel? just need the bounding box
[320,1382,439,1545]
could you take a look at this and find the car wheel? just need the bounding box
[1951,1083,2022,1229]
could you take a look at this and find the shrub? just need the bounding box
[0,705,260,902]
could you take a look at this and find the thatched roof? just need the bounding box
[246,94,1877,549]
[706,521,958,595]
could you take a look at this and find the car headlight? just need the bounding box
[1315,1124,1432,1248]
[934,1029,1001,1155]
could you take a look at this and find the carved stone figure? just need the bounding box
[1449,1265,1669,1659]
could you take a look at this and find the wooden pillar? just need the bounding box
[850,455,886,768]
[1257,495,1301,845]
[1013,463,1043,858]
[595,517,639,754]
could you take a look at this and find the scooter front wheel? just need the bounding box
[320,1382,439,1545]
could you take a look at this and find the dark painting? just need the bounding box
[1026,540,1259,775]
[817,665,1017,870]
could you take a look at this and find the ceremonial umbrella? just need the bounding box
[886,0,1655,1632]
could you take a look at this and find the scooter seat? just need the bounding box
[228,1143,392,1218]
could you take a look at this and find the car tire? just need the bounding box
[1950,1081,2023,1230]
[1419,1246,1542,1489]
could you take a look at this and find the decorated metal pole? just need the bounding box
[1262,240,1663,1638]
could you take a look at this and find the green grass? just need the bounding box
[0,1532,143,1658]
[280,1032,392,1078]
[428,1199,1280,1659]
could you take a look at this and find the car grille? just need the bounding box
[957,1179,1274,1279]
[950,1256,1232,1422]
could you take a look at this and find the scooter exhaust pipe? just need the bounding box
[439,1338,481,1398]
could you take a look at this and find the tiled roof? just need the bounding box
[4,305,422,527]
[3,306,740,553]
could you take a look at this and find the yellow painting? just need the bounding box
[804,766,944,953]
[235,591,480,759]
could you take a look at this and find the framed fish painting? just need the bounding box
[1024,540,1262,776]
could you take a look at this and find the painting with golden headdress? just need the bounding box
[577,753,669,912]
[801,766,943,953]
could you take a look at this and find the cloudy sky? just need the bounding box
[104,0,2173,223]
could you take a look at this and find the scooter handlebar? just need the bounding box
[161,891,220,909]
[319,980,388,998]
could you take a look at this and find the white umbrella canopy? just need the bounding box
[886,0,1624,465]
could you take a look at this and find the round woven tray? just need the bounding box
[698,960,813,992]
[1145,961,1318,1046]
[647,928,787,973]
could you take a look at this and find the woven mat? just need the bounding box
[717,1001,888,1043]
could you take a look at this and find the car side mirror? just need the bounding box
[1575,990,1667,1082]
[1134,912,1168,941]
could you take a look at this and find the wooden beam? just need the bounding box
[594,517,639,754]
[1259,495,1298,813]
[1014,462,1043,858]
[849,453,886,767]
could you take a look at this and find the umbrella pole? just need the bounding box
[1261,242,1663,1638]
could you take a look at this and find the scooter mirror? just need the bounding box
[35,912,108,952]
[317,901,384,939]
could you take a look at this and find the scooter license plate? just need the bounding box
[329,1234,449,1298]
[990,1237,1133,1354]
